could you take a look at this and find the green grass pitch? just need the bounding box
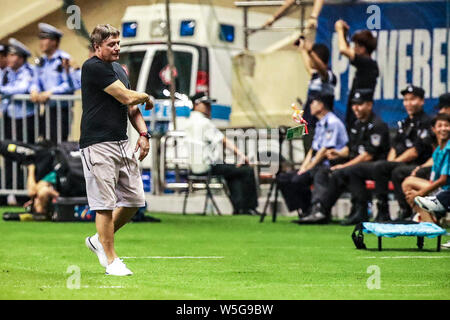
[0,207,449,300]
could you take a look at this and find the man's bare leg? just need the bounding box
[113,207,139,233]
[96,210,118,265]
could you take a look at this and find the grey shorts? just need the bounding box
[80,140,146,211]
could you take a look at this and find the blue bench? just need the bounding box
[352,222,447,252]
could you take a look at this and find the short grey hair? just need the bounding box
[90,24,120,48]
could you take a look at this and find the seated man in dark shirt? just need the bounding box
[345,85,434,222]
[335,19,379,128]
[299,89,390,224]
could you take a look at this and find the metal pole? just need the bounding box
[165,0,177,130]
[165,0,180,184]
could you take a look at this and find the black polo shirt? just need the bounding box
[392,110,433,165]
[345,54,379,126]
[79,56,130,149]
[348,112,390,161]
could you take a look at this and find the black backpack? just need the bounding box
[53,142,86,197]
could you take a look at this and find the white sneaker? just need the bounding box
[85,234,108,268]
[105,258,133,276]
[442,241,450,249]
[414,196,446,214]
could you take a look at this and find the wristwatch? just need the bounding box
[140,131,151,139]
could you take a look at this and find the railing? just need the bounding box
[159,129,305,194]
[0,94,81,195]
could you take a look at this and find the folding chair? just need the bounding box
[182,170,230,215]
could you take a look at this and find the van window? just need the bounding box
[147,50,193,99]
[118,51,146,90]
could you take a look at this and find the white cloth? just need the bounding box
[184,111,224,174]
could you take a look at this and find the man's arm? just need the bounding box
[223,137,249,165]
[26,164,38,198]
[335,20,355,60]
[303,147,327,171]
[393,147,418,163]
[104,80,151,107]
[128,104,152,161]
[332,151,373,170]
[326,146,349,160]
[387,147,397,161]
[263,0,296,28]
[298,38,329,80]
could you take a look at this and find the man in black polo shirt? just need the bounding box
[346,85,433,222]
[298,89,390,224]
[80,24,153,276]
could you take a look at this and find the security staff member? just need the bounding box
[0,38,36,194]
[347,85,433,222]
[299,89,390,224]
[185,92,259,215]
[30,23,74,143]
[276,93,348,221]
[0,44,8,86]
[0,38,35,141]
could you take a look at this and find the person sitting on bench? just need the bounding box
[402,113,450,224]
[184,92,260,215]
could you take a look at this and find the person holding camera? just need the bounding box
[296,37,337,153]
[335,20,379,129]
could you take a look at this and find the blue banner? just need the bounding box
[316,1,449,127]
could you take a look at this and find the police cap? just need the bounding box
[436,93,450,110]
[191,92,217,106]
[400,84,425,99]
[351,88,374,105]
[0,44,7,54]
[7,38,31,58]
[38,23,63,40]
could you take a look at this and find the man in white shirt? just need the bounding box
[184,93,259,215]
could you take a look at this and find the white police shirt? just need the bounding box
[184,110,224,174]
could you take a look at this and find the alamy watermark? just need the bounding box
[366,5,381,30]
[366,265,381,290]
[66,265,81,289]
[66,5,81,30]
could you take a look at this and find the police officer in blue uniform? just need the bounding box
[30,23,74,143]
[345,85,434,222]
[277,93,348,222]
[0,44,8,86]
[0,38,36,141]
[0,38,36,193]
[299,89,390,224]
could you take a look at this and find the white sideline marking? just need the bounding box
[360,256,450,259]
[121,256,224,259]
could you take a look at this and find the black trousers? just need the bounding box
[317,166,354,213]
[437,190,450,211]
[0,139,54,182]
[347,160,425,211]
[210,164,258,213]
[277,165,330,213]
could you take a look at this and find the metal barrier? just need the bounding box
[0,94,81,196]
[159,128,304,193]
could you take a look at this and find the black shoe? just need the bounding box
[3,212,21,221]
[296,211,330,224]
[243,209,261,216]
[341,203,369,226]
[395,207,413,221]
[374,200,391,222]
[141,215,161,222]
[340,203,358,225]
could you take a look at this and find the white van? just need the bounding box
[119,3,299,132]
